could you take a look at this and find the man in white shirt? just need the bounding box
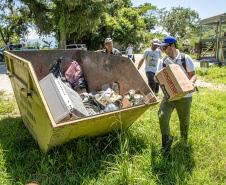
[125,44,134,59]
[154,36,197,153]
[138,38,163,95]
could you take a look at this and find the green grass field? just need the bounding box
[196,65,226,84]
[0,66,225,184]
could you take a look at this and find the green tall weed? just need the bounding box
[0,91,18,115]
[196,65,226,84]
[0,84,225,184]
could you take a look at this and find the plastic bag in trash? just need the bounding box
[72,79,87,91]
[65,61,83,84]
[84,102,100,116]
[71,77,85,87]
[49,56,63,78]
[104,103,119,112]
[112,82,120,94]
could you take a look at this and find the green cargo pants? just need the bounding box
[158,97,192,137]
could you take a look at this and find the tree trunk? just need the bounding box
[59,31,66,49]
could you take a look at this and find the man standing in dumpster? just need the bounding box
[96,38,122,56]
[154,36,197,153]
[137,38,163,95]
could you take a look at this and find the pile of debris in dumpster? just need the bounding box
[39,57,155,124]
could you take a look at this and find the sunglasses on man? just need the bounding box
[162,43,173,50]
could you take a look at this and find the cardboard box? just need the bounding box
[155,64,194,101]
[97,88,122,107]
[121,97,132,108]
[109,91,122,103]
[97,88,113,107]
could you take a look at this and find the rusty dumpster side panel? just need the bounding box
[4,50,158,152]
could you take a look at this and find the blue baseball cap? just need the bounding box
[158,36,177,47]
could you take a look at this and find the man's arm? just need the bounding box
[188,71,197,88]
[137,59,144,70]
[185,55,197,86]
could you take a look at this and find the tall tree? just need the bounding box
[0,0,30,44]
[109,8,147,45]
[107,0,132,16]
[135,3,157,32]
[20,0,106,49]
[161,7,200,38]
[69,1,152,50]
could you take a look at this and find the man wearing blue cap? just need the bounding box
[154,36,197,153]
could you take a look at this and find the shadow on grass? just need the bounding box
[150,139,195,184]
[0,116,147,184]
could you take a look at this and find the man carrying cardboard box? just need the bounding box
[154,36,197,153]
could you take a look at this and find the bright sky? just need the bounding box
[131,0,226,20]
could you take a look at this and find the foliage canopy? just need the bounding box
[0,0,203,51]
[161,7,200,38]
[20,0,106,49]
[0,0,30,44]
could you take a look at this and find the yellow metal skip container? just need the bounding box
[4,50,158,152]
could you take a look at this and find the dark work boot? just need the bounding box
[154,135,174,153]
